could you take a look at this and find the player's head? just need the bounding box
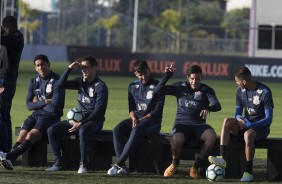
[133,60,150,85]
[234,66,252,89]
[187,65,202,90]
[80,56,97,82]
[2,15,18,33]
[33,54,51,78]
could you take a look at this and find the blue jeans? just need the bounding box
[0,79,16,152]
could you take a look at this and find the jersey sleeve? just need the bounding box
[26,79,46,110]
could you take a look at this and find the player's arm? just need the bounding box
[143,94,165,120]
[206,88,221,112]
[43,80,65,113]
[26,80,45,110]
[58,67,79,90]
[243,109,273,128]
[154,63,175,95]
[80,83,108,124]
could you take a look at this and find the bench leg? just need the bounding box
[61,139,114,171]
[225,145,245,179]
[267,149,282,181]
[61,139,81,170]
[22,140,47,167]
[88,141,114,170]
[129,143,171,174]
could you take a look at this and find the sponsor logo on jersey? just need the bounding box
[82,96,91,103]
[184,100,196,107]
[247,108,256,115]
[137,103,147,111]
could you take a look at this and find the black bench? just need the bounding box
[15,127,282,180]
[225,137,282,181]
[15,127,114,170]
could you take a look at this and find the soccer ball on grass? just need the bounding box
[206,164,225,182]
[66,107,84,125]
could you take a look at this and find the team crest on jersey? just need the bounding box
[257,89,263,94]
[194,91,202,100]
[146,90,154,99]
[89,87,94,97]
[253,95,260,105]
[46,84,52,93]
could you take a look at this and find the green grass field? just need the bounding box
[2,61,282,183]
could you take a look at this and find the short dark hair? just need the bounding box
[187,65,202,77]
[33,54,50,65]
[133,60,149,73]
[2,15,17,30]
[81,56,97,67]
[234,66,252,80]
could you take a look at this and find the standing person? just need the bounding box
[208,66,274,182]
[0,15,24,152]
[158,64,221,178]
[46,56,108,174]
[107,60,165,176]
[0,54,64,170]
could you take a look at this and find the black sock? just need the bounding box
[172,159,180,166]
[220,145,227,160]
[6,139,33,162]
[11,142,21,150]
[194,157,205,169]
[245,161,253,174]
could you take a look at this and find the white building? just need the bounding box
[249,0,282,58]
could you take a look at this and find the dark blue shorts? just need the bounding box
[21,113,59,136]
[172,123,214,142]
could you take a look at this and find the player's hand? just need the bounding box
[131,117,139,128]
[33,96,39,102]
[165,62,176,73]
[68,59,81,70]
[44,98,52,104]
[0,85,5,94]
[69,122,81,132]
[200,109,210,119]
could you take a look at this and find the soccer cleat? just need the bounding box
[107,164,128,176]
[208,156,226,168]
[0,151,13,170]
[189,165,201,179]
[78,163,87,174]
[164,163,178,177]
[45,162,65,172]
[240,172,253,182]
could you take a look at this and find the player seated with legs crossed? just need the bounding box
[46,56,108,174]
[0,54,65,170]
[156,63,221,178]
[208,66,274,182]
[107,60,165,176]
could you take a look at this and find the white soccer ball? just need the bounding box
[66,107,84,125]
[206,164,225,182]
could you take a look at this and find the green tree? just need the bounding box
[95,15,122,47]
[221,8,250,39]
[19,0,41,44]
